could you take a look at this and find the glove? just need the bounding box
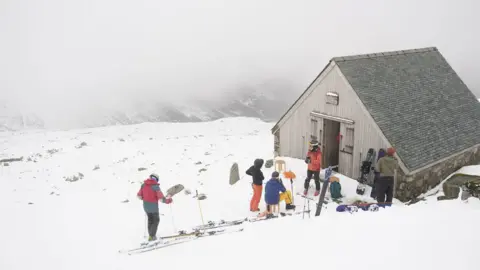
[137,195,143,200]
[305,157,311,164]
[164,197,173,204]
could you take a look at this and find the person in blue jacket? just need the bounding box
[264,171,296,216]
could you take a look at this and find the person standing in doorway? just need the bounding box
[374,147,398,204]
[304,140,322,196]
[246,158,265,212]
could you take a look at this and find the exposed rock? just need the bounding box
[0,156,23,163]
[93,165,100,170]
[64,172,84,182]
[195,161,202,165]
[116,157,128,164]
[76,142,87,149]
[394,144,480,202]
[199,168,207,173]
[121,199,129,203]
[138,167,147,171]
[265,159,274,168]
[118,138,125,142]
[47,148,60,155]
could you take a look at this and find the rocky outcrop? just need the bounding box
[395,145,480,202]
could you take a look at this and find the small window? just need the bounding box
[344,127,354,154]
[326,91,339,105]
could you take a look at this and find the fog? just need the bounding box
[1,0,479,125]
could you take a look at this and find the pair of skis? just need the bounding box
[120,227,244,255]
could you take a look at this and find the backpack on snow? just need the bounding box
[330,181,342,199]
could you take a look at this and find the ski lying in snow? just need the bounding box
[336,202,392,213]
[245,210,311,222]
[279,210,311,217]
[191,218,245,231]
[121,227,244,255]
[296,192,329,205]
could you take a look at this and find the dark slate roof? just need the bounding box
[334,47,480,171]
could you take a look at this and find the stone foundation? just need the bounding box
[394,145,480,202]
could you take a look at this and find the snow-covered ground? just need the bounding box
[1,117,479,270]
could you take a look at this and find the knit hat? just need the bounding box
[387,147,396,156]
[271,171,280,178]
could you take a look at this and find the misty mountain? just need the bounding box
[0,81,301,131]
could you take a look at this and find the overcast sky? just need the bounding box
[1,0,479,122]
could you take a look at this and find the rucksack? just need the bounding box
[330,181,342,199]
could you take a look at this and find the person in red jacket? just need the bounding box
[304,140,322,196]
[137,173,173,241]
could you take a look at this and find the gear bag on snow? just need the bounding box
[329,181,342,199]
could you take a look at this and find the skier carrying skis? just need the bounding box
[374,148,398,204]
[137,173,173,241]
[264,171,296,213]
[246,158,265,212]
[304,140,322,196]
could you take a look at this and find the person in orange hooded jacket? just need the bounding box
[304,140,322,196]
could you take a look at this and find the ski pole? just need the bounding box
[196,190,205,227]
[290,179,294,204]
[144,214,147,239]
[169,204,177,232]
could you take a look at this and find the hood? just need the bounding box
[254,158,264,169]
[144,179,159,185]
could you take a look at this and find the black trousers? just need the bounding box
[147,212,160,237]
[304,170,321,191]
[375,176,394,203]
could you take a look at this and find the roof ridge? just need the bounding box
[332,46,438,62]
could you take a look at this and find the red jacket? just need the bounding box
[307,150,322,171]
[137,179,166,203]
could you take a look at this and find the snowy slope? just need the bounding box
[1,117,480,270]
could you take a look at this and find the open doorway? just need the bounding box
[322,119,340,171]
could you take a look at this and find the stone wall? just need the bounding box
[394,145,480,202]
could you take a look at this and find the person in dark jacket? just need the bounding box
[137,173,173,241]
[374,148,398,204]
[246,158,265,212]
[264,171,295,213]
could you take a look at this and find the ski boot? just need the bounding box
[266,213,275,219]
[286,204,296,210]
[314,190,320,196]
[148,236,157,241]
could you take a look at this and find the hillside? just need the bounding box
[1,117,479,270]
[0,80,300,131]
